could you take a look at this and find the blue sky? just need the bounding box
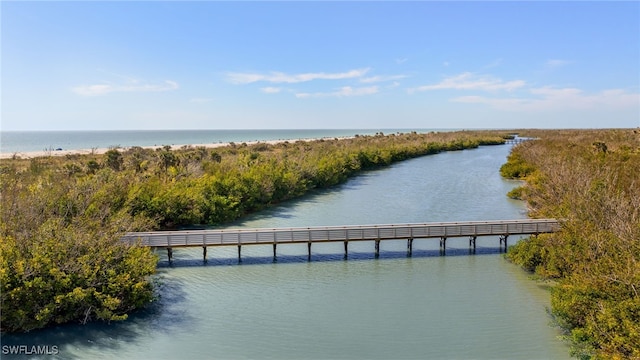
[2,1,639,131]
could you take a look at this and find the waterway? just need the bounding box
[1,143,570,359]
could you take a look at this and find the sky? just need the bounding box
[2,1,639,131]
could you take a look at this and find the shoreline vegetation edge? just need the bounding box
[0,136,356,160]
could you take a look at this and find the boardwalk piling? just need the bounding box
[344,241,348,258]
[375,239,380,258]
[167,247,173,262]
[203,246,207,262]
[273,243,277,259]
[407,238,413,256]
[238,245,242,262]
[307,242,312,260]
[469,236,477,255]
[499,235,509,252]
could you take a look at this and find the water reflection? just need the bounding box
[1,275,191,360]
[155,245,514,268]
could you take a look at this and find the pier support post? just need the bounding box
[499,235,509,252]
[273,243,277,259]
[375,239,380,258]
[307,242,312,261]
[407,238,413,256]
[469,236,477,249]
[237,245,242,262]
[203,246,207,262]
[344,241,349,259]
[167,247,173,263]
[440,237,447,256]
[469,236,477,254]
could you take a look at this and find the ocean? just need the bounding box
[0,129,446,154]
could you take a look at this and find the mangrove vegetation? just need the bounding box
[1,130,509,332]
[501,129,640,359]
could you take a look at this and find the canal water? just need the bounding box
[2,144,570,359]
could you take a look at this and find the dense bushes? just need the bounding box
[0,165,158,332]
[499,151,536,179]
[501,129,640,359]
[1,130,509,332]
[100,131,509,229]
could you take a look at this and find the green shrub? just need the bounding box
[501,129,640,359]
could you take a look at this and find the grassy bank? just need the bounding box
[501,129,640,359]
[0,130,509,332]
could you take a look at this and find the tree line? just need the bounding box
[501,129,640,359]
[0,130,509,332]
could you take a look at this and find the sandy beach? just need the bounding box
[0,137,353,160]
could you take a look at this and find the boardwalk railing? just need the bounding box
[504,138,532,144]
[122,219,559,261]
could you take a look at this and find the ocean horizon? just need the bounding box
[0,128,454,154]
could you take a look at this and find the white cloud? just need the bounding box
[260,87,282,94]
[452,87,640,111]
[408,72,525,93]
[529,87,580,96]
[72,84,113,96]
[73,80,178,96]
[452,96,526,109]
[227,68,371,84]
[295,86,379,98]
[360,74,407,83]
[395,58,408,64]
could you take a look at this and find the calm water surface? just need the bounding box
[1,144,570,359]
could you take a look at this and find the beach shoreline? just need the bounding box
[0,136,354,160]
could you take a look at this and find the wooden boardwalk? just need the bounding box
[122,219,559,261]
[504,138,532,144]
